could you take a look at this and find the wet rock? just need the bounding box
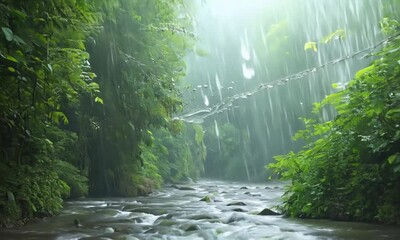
[185,224,201,231]
[104,227,115,233]
[200,196,211,202]
[264,186,272,189]
[220,191,227,194]
[251,194,262,197]
[227,201,246,206]
[244,192,251,195]
[240,186,248,189]
[73,218,82,227]
[257,208,281,216]
[178,186,196,190]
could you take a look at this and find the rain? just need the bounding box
[2,0,400,239]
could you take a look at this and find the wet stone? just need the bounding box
[257,208,281,216]
[227,201,246,206]
[200,196,211,202]
[104,227,115,233]
[178,186,196,191]
[185,224,201,231]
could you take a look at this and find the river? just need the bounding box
[1,180,399,240]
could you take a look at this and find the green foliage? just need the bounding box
[55,161,88,198]
[139,124,204,184]
[304,29,345,52]
[1,0,194,226]
[321,29,345,43]
[269,27,400,223]
[83,0,194,196]
[304,41,317,52]
[1,0,98,225]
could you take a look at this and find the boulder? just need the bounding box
[257,208,281,216]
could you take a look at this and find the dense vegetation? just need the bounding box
[270,18,400,224]
[0,0,202,226]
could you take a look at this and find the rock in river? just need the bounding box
[257,208,281,216]
[227,201,246,206]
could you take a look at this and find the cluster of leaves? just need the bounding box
[1,0,196,225]
[304,29,345,52]
[0,0,97,226]
[139,123,205,186]
[270,27,400,223]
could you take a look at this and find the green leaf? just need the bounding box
[321,29,345,44]
[387,154,397,165]
[1,27,13,41]
[7,67,16,72]
[304,41,317,52]
[89,72,97,79]
[6,55,18,63]
[95,96,103,104]
[13,34,25,45]
[51,111,69,125]
[355,65,374,78]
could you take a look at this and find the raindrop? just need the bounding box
[203,95,209,106]
[242,63,255,79]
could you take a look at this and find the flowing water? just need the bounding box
[1,180,400,240]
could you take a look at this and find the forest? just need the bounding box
[0,0,205,226]
[0,0,400,233]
